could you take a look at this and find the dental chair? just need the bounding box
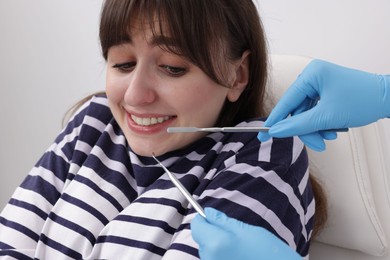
[266,55,390,260]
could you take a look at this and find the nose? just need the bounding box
[124,64,157,106]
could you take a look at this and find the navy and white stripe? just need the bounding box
[0,95,314,259]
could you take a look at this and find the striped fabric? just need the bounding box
[0,95,314,259]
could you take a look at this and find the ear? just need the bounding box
[227,50,250,102]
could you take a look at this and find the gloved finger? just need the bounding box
[258,99,319,143]
[260,87,316,143]
[191,212,229,247]
[264,77,312,127]
[257,131,271,142]
[319,130,337,140]
[291,97,317,116]
[203,207,249,234]
[203,207,229,225]
[268,106,323,138]
[298,133,326,152]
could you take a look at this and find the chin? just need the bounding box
[127,137,195,157]
[130,145,167,157]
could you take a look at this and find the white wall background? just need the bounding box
[1,0,390,209]
[257,0,390,74]
[0,0,105,208]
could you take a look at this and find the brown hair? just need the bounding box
[67,0,327,239]
[310,175,327,238]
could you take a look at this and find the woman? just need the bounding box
[0,0,325,259]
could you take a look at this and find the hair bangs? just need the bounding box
[100,0,187,59]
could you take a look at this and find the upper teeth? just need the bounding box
[131,115,171,126]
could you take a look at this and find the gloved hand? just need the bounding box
[191,207,301,260]
[258,59,390,151]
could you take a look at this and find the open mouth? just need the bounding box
[131,114,174,126]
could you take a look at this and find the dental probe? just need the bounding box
[167,126,349,133]
[152,154,206,218]
[167,126,270,133]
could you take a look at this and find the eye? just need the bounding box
[112,62,136,73]
[160,65,186,76]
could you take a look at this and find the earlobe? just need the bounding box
[227,50,250,102]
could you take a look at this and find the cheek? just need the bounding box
[175,84,228,120]
[105,73,127,104]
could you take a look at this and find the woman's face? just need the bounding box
[106,25,244,156]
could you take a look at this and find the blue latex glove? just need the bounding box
[258,59,390,151]
[191,207,301,260]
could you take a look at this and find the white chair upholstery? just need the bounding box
[266,54,390,260]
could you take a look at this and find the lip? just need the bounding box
[126,112,176,134]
